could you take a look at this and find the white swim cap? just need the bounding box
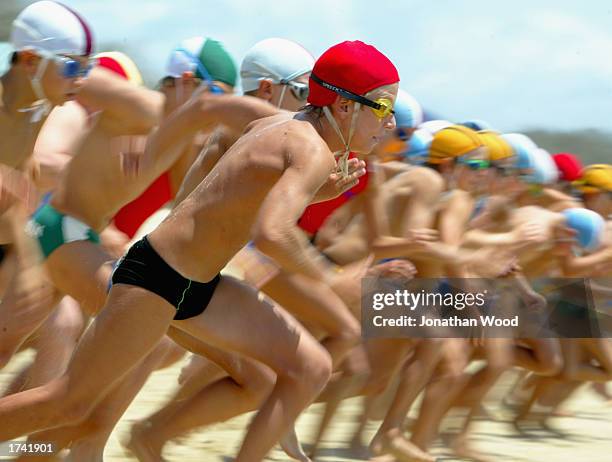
[240,38,314,92]
[10,1,93,56]
[418,119,453,135]
[394,89,423,128]
[531,149,559,185]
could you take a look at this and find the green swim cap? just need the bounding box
[166,36,237,87]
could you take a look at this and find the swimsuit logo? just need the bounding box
[24,220,44,238]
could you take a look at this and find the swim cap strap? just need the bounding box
[277,84,287,109]
[322,102,360,177]
[18,55,51,123]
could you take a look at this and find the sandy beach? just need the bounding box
[2,348,611,461]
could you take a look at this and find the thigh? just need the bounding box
[61,284,176,399]
[262,270,357,334]
[173,276,329,375]
[46,241,115,316]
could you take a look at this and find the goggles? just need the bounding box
[493,164,519,177]
[457,158,490,170]
[174,48,226,94]
[56,55,92,78]
[280,79,309,101]
[310,73,395,119]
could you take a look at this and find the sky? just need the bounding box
[2,0,612,133]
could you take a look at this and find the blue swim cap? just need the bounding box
[561,208,605,250]
[501,133,538,170]
[394,89,423,128]
[460,119,493,131]
[402,128,432,165]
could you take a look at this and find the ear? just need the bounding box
[256,79,273,102]
[16,50,40,75]
[329,96,351,121]
[438,157,454,174]
[180,71,196,85]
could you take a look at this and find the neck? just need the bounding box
[1,67,39,115]
[300,108,348,153]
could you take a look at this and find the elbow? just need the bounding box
[252,227,285,257]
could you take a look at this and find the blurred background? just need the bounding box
[2,0,611,162]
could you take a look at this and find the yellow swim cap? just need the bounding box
[478,130,514,161]
[428,125,483,164]
[95,51,143,86]
[572,164,612,193]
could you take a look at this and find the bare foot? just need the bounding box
[122,420,166,462]
[550,409,574,417]
[452,434,494,462]
[370,429,435,462]
[280,428,311,462]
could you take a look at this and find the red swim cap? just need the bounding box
[308,40,399,107]
[552,152,583,182]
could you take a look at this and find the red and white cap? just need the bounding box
[11,1,94,56]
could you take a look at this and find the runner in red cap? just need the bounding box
[0,40,400,462]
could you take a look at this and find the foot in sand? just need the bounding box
[451,434,495,462]
[370,429,435,462]
[122,420,166,462]
[280,427,311,462]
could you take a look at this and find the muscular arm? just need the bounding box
[252,131,336,282]
[173,127,235,204]
[76,67,162,134]
[142,94,278,179]
[32,103,90,193]
[560,246,612,277]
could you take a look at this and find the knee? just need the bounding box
[336,323,361,349]
[50,379,97,426]
[286,346,332,396]
[542,354,564,377]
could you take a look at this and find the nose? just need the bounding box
[384,113,396,130]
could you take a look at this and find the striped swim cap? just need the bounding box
[561,207,605,250]
[166,37,237,87]
[394,89,423,128]
[428,125,483,164]
[419,119,453,135]
[501,133,539,170]
[95,52,143,86]
[402,128,432,165]
[11,1,93,56]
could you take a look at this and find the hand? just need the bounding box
[405,228,439,249]
[328,254,373,307]
[312,158,366,203]
[110,136,148,179]
[366,259,417,281]
[523,291,547,312]
[513,221,548,247]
